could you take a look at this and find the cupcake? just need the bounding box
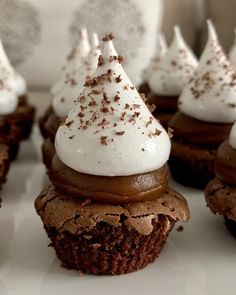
[35,35,189,275]
[42,30,101,168]
[139,33,168,97]
[39,27,91,138]
[0,142,9,191]
[147,26,198,128]
[169,20,236,189]
[205,122,236,237]
[0,39,35,141]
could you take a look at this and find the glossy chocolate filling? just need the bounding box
[148,94,178,116]
[45,112,62,140]
[170,111,232,148]
[215,140,236,186]
[49,155,169,205]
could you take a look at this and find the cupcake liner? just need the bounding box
[44,216,175,275]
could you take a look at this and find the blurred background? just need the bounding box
[0,0,235,116]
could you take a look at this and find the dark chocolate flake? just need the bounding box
[115,131,125,136]
[100,136,108,145]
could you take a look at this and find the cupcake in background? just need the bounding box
[0,40,35,159]
[205,122,236,238]
[35,35,189,275]
[139,33,168,96]
[169,20,236,189]
[147,26,198,128]
[41,31,101,168]
[229,29,236,70]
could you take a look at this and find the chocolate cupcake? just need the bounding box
[205,122,236,237]
[169,21,236,189]
[147,26,198,128]
[35,36,189,275]
[139,33,168,97]
[41,30,101,169]
[0,143,9,190]
[0,39,35,142]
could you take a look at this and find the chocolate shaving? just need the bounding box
[60,97,65,103]
[146,117,153,127]
[78,112,84,118]
[147,103,156,113]
[168,127,174,139]
[98,55,105,67]
[114,94,120,101]
[115,74,122,83]
[68,135,74,139]
[98,118,110,127]
[100,136,108,145]
[64,120,73,127]
[115,131,125,136]
[102,33,115,41]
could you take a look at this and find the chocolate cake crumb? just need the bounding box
[100,136,108,145]
[102,33,115,42]
[176,226,184,232]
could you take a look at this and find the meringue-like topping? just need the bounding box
[0,39,27,96]
[229,29,236,70]
[51,27,91,96]
[179,20,236,123]
[142,33,167,82]
[149,26,198,96]
[0,82,18,115]
[229,122,236,149]
[52,32,101,117]
[55,38,171,177]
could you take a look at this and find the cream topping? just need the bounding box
[0,39,26,97]
[229,122,236,149]
[142,33,167,82]
[52,32,101,117]
[229,29,236,70]
[0,81,18,115]
[179,20,236,123]
[149,26,198,96]
[55,38,171,176]
[51,27,91,96]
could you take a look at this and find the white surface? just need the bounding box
[0,129,235,295]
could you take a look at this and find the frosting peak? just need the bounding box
[229,122,236,149]
[179,20,236,123]
[51,27,91,96]
[142,33,167,82]
[55,39,171,176]
[52,32,100,117]
[149,26,198,96]
[0,38,27,97]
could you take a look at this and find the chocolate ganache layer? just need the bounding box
[170,111,232,147]
[215,140,236,185]
[49,155,169,204]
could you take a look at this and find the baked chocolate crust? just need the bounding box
[170,111,232,147]
[205,177,236,221]
[215,140,236,186]
[169,139,216,188]
[35,184,189,235]
[49,155,169,204]
[0,143,10,189]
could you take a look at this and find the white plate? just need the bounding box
[0,131,235,295]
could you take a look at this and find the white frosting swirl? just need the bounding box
[51,27,91,96]
[55,39,171,177]
[229,29,236,70]
[0,39,27,97]
[229,122,236,149]
[52,32,101,117]
[0,82,18,115]
[149,26,198,96]
[179,20,236,123]
[142,33,167,82]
